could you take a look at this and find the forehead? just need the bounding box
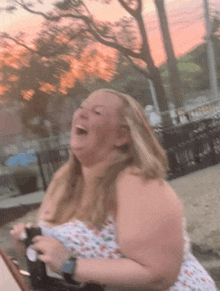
[83,91,123,111]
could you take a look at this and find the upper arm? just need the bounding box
[115,170,184,280]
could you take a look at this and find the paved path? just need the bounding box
[1,163,220,288]
[169,163,220,254]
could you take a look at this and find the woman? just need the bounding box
[11,89,217,290]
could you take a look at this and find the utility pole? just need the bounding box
[203,0,219,100]
[148,79,160,114]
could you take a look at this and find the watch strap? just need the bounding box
[62,256,85,288]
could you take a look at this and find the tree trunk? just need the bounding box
[154,0,184,110]
[136,14,172,125]
[148,64,172,125]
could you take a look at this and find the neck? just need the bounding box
[81,159,110,185]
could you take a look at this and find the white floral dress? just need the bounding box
[38,217,217,290]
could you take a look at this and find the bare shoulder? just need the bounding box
[115,166,183,236]
[116,166,182,207]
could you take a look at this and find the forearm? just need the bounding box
[74,258,170,290]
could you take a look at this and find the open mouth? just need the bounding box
[75,125,88,135]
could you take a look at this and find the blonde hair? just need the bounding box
[37,89,168,229]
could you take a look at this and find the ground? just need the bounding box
[1,163,220,288]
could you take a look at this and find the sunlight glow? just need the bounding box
[0,0,219,94]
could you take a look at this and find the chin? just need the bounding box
[71,146,84,155]
[71,145,91,157]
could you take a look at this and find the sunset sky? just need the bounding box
[0,0,219,66]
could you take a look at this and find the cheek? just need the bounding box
[93,125,107,140]
[93,122,117,142]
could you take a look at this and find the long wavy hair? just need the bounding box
[37,89,168,229]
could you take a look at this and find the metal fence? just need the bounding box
[34,115,220,190]
[36,147,70,191]
[1,99,220,192]
[159,117,220,180]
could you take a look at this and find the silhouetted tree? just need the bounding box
[4,0,172,124]
[0,25,72,137]
[21,83,50,137]
[154,0,183,109]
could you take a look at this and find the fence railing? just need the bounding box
[160,117,220,180]
[1,115,220,193]
[34,116,220,190]
[36,147,69,191]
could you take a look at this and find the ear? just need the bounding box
[115,126,131,147]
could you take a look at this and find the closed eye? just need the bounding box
[78,105,103,115]
[94,110,101,115]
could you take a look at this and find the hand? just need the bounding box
[10,223,33,255]
[32,236,69,274]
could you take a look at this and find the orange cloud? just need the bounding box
[21,89,34,100]
[0,85,8,96]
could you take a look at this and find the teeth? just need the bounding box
[76,125,87,131]
[75,124,88,134]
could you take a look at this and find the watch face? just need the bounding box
[26,246,38,262]
[63,260,75,273]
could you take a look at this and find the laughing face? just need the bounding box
[70,90,127,166]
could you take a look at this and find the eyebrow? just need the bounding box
[81,103,105,109]
[93,105,105,109]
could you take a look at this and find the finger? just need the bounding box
[19,232,28,241]
[32,241,45,253]
[38,254,49,264]
[10,230,18,241]
[32,235,42,241]
[10,230,20,240]
[12,223,25,228]
[11,224,25,235]
[10,229,15,236]
[12,223,26,232]
[26,222,34,228]
[10,229,27,241]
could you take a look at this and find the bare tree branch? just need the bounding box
[12,1,142,59]
[0,31,71,58]
[14,0,60,21]
[0,33,37,54]
[118,0,137,18]
[125,55,152,79]
[136,0,142,14]
[86,26,141,58]
[6,0,171,123]
[81,3,121,44]
[117,0,142,16]
[77,2,118,42]
[116,0,152,62]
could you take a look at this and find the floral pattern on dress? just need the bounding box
[39,217,124,260]
[38,217,217,290]
[168,252,217,290]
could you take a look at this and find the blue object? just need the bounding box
[5,153,37,166]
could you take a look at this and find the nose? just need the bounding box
[79,107,89,119]
[74,106,89,120]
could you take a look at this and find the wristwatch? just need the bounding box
[61,256,85,288]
